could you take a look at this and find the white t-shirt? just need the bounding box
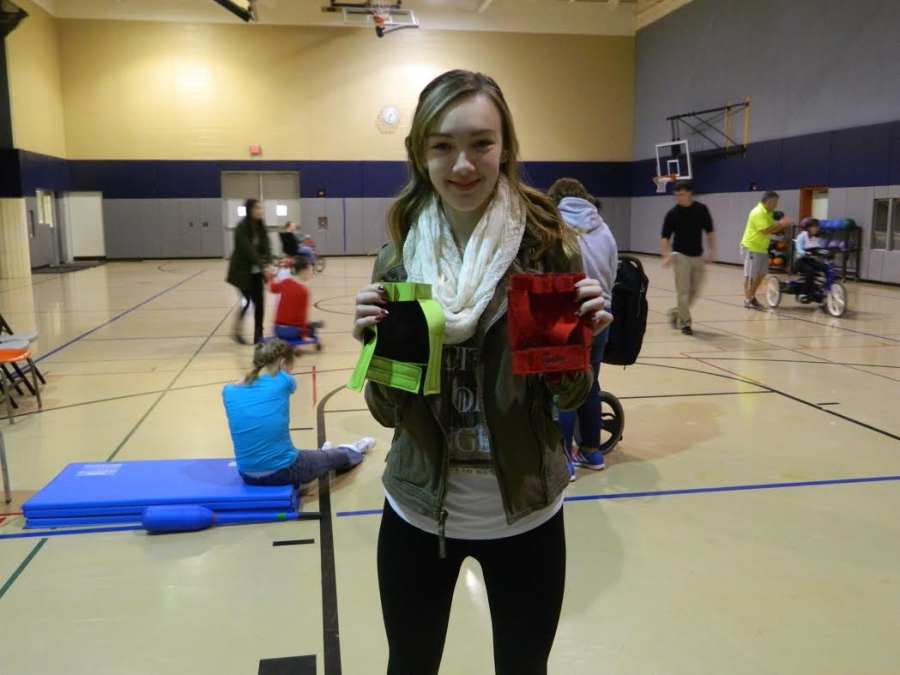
[386,336,562,540]
[795,231,821,260]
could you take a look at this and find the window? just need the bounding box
[36,189,55,227]
[873,199,889,249]
[871,198,900,250]
[891,200,900,251]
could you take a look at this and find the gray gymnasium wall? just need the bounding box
[630,191,800,264]
[598,197,632,253]
[98,197,395,261]
[98,196,628,263]
[633,0,900,156]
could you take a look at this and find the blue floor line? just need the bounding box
[334,474,900,518]
[35,271,205,364]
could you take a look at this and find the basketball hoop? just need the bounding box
[372,2,391,26]
[653,174,676,194]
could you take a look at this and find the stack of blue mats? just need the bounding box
[22,459,299,529]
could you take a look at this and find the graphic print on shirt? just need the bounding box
[444,338,493,477]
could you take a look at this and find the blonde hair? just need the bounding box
[548,178,594,205]
[243,339,294,385]
[387,70,576,264]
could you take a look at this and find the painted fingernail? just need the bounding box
[382,309,390,317]
[375,315,384,323]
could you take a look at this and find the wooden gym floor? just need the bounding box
[1,255,899,674]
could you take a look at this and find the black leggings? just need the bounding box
[237,273,265,343]
[377,500,566,675]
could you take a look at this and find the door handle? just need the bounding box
[189,221,194,227]
[203,221,209,228]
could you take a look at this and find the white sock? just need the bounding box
[339,437,376,455]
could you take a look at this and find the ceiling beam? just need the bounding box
[635,0,692,30]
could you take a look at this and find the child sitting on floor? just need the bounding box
[269,256,322,342]
[222,339,374,487]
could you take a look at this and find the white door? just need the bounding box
[67,192,106,258]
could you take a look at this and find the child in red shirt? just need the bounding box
[270,256,318,341]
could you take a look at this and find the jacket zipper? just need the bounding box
[426,399,452,559]
[438,508,449,559]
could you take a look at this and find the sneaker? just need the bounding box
[681,326,694,336]
[567,461,577,483]
[321,441,334,451]
[743,298,763,310]
[571,449,605,471]
[339,437,377,455]
[333,438,376,474]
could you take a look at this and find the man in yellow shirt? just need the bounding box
[740,191,794,309]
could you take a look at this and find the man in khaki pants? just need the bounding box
[660,181,715,336]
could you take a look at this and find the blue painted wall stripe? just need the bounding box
[6,117,900,200]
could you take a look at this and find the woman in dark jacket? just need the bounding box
[227,198,272,344]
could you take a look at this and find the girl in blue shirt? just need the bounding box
[223,339,375,486]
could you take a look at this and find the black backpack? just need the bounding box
[602,256,648,367]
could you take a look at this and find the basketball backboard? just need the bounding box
[655,139,692,181]
[333,2,419,37]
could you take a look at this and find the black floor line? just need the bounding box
[313,295,355,317]
[258,654,316,675]
[272,539,315,547]
[105,301,239,463]
[0,538,48,601]
[310,357,897,675]
[641,355,900,369]
[322,390,772,415]
[817,402,840,407]
[687,314,900,386]
[9,368,356,421]
[617,390,771,401]
[652,282,900,346]
[634,361,900,443]
[316,385,346,675]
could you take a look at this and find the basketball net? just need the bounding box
[372,3,391,26]
[653,174,676,194]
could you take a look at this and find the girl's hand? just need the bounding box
[575,278,614,335]
[353,284,389,342]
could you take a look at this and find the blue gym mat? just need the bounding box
[23,459,300,528]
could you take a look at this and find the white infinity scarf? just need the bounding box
[403,176,526,345]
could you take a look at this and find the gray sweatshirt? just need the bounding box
[558,197,618,310]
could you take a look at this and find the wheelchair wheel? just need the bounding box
[765,275,782,308]
[598,391,624,455]
[314,256,327,274]
[572,390,625,455]
[825,282,847,317]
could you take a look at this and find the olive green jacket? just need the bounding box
[226,219,272,291]
[364,232,592,528]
